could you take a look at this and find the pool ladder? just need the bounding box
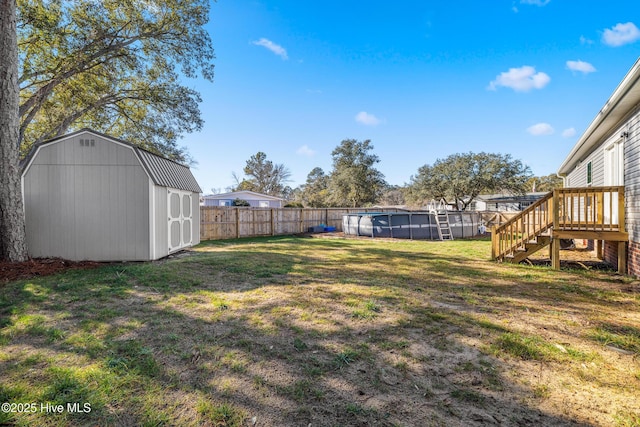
[432,209,453,241]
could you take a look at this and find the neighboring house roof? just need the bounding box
[558,57,640,176]
[21,128,202,193]
[476,192,548,203]
[202,191,284,201]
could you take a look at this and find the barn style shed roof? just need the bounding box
[136,149,201,193]
[22,128,202,193]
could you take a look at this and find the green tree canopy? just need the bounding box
[17,0,215,162]
[407,152,531,210]
[232,152,291,197]
[327,139,386,207]
[300,167,330,207]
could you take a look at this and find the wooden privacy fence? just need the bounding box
[200,207,406,240]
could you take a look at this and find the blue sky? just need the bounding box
[185,0,640,194]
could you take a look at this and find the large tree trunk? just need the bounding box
[0,0,29,262]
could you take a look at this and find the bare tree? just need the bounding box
[232,152,291,197]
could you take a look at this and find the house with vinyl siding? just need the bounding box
[471,192,548,212]
[202,191,284,208]
[558,57,640,275]
[492,60,636,272]
[21,129,202,262]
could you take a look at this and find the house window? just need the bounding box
[259,201,269,208]
[587,161,592,185]
[219,200,230,206]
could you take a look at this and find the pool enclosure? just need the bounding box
[342,211,482,240]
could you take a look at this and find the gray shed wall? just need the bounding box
[23,135,151,261]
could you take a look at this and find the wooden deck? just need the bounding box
[491,186,628,272]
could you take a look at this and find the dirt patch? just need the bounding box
[0,258,101,283]
[527,243,617,270]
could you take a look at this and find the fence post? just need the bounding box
[235,207,240,239]
[252,209,256,236]
[271,208,275,236]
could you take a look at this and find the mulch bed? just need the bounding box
[0,258,102,283]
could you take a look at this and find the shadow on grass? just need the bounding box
[0,235,637,426]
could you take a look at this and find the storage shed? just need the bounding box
[21,129,202,261]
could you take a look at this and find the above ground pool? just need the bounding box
[342,211,482,240]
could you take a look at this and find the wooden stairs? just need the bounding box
[504,233,550,263]
[492,191,553,263]
[492,186,628,271]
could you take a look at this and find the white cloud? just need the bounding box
[252,38,288,59]
[513,0,550,13]
[355,111,381,126]
[488,66,550,92]
[562,128,576,138]
[566,60,596,74]
[527,123,555,136]
[580,35,594,45]
[602,22,640,47]
[520,0,550,6]
[296,145,316,157]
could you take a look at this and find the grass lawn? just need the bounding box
[1,235,639,426]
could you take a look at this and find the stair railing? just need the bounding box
[491,192,554,260]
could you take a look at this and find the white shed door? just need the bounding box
[168,189,193,253]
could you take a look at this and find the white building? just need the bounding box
[202,191,284,208]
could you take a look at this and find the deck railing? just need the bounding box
[555,186,624,231]
[491,186,625,260]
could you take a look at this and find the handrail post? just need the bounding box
[551,189,560,270]
[491,225,497,260]
[618,186,625,231]
[552,189,559,230]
